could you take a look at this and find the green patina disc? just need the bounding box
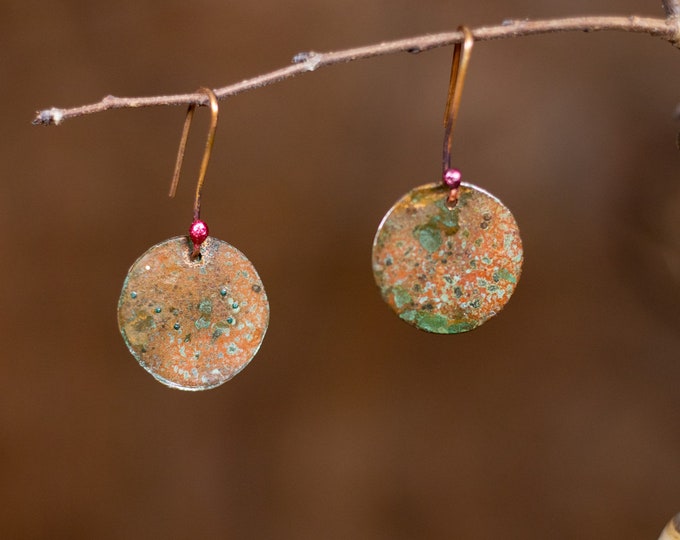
[372,182,523,334]
[118,236,269,390]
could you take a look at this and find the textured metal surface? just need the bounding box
[118,236,269,390]
[372,182,523,333]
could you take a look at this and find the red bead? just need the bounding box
[189,219,209,252]
[443,168,462,189]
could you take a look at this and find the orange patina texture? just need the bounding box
[372,182,523,333]
[118,236,269,390]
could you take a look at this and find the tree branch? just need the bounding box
[33,14,680,126]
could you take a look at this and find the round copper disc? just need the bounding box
[118,236,269,390]
[372,182,523,334]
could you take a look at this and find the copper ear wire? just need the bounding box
[168,87,219,222]
[442,27,474,208]
[442,27,474,173]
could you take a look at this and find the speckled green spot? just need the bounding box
[413,204,461,254]
[212,321,231,341]
[416,312,450,333]
[447,321,475,333]
[399,310,417,323]
[495,267,517,283]
[392,286,412,309]
[195,317,211,330]
[198,299,212,315]
[416,227,441,253]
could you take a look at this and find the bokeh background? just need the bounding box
[2,0,680,538]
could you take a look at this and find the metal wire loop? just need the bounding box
[168,87,219,221]
[442,27,474,174]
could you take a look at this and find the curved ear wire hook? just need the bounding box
[168,87,219,222]
[442,26,474,175]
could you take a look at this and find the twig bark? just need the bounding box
[33,14,680,126]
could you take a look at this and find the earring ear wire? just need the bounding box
[442,27,474,207]
[442,27,474,175]
[167,87,220,258]
[168,87,219,223]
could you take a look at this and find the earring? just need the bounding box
[372,27,523,334]
[117,88,269,390]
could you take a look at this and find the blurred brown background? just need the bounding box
[2,0,680,538]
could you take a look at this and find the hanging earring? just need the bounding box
[372,27,523,334]
[117,88,269,390]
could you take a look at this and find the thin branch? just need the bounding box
[33,14,680,126]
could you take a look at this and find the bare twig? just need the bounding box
[33,14,680,126]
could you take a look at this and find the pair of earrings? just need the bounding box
[117,27,523,391]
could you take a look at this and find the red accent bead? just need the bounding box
[443,168,462,189]
[189,219,209,252]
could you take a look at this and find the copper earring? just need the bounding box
[117,88,269,390]
[372,27,523,334]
